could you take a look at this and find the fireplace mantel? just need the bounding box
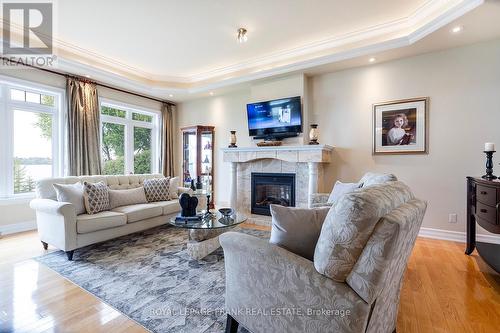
[221,145,334,213]
[221,144,333,163]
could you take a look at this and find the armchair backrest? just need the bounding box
[346,197,427,333]
[36,174,164,200]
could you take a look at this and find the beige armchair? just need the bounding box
[221,181,426,333]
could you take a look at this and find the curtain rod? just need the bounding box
[0,57,175,106]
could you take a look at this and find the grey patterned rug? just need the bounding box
[34,225,269,333]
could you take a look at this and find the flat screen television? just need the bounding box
[246,96,302,139]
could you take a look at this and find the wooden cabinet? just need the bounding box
[466,177,500,273]
[181,125,214,207]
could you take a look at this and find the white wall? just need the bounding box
[177,38,500,238]
[311,38,500,235]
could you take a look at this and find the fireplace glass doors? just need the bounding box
[251,173,295,216]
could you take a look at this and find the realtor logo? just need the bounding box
[2,2,53,55]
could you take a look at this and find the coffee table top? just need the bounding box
[169,211,247,229]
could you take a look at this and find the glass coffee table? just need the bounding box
[169,211,247,259]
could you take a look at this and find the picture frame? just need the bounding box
[373,97,429,155]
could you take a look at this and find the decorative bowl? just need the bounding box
[218,208,233,217]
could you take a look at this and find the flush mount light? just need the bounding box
[237,28,248,43]
[369,57,376,63]
[451,25,463,33]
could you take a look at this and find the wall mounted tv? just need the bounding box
[246,96,302,139]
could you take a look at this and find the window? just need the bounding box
[100,100,159,175]
[0,77,63,198]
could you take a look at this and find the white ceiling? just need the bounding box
[2,0,500,101]
[56,0,427,79]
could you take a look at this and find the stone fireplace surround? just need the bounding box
[221,145,333,221]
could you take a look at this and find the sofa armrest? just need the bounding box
[30,199,77,251]
[177,186,193,195]
[30,198,76,216]
[219,232,369,333]
[309,193,331,208]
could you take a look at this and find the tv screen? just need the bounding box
[247,96,302,137]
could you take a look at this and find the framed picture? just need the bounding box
[373,97,429,155]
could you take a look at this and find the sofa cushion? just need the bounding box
[358,172,397,187]
[269,205,330,260]
[169,177,180,199]
[327,181,360,204]
[144,177,171,202]
[76,211,127,234]
[313,181,414,282]
[112,203,163,223]
[151,200,181,215]
[108,187,147,209]
[53,182,86,215]
[83,181,111,215]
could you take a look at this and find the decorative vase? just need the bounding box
[228,130,237,148]
[309,124,319,145]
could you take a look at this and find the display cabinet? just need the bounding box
[181,125,215,207]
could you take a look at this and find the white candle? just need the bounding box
[485,142,495,152]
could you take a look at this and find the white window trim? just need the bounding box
[0,75,65,199]
[99,98,160,175]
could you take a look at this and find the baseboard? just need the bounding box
[0,220,37,236]
[418,227,500,245]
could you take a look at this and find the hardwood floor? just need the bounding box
[0,226,498,333]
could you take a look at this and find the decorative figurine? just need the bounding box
[179,193,198,217]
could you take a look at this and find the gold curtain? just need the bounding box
[67,78,102,176]
[161,103,175,177]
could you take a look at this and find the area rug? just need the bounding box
[35,225,269,333]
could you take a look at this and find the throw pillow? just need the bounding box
[358,172,397,187]
[169,177,180,199]
[269,205,330,260]
[143,177,171,202]
[327,181,360,204]
[53,182,85,215]
[313,181,414,282]
[83,181,110,215]
[108,187,147,209]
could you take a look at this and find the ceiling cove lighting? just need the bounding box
[451,25,463,33]
[369,57,376,63]
[237,28,248,43]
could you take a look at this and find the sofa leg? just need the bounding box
[225,314,239,333]
[41,241,48,250]
[66,250,74,261]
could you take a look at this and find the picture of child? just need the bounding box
[381,109,417,146]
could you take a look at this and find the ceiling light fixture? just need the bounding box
[237,28,248,43]
[209,91,214,96]
[451,25,463,33]
[369,57,376,63]
[169,94,173,98]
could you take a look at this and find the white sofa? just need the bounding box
[30,174,185,260]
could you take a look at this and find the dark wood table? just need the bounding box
[466,177,500,273]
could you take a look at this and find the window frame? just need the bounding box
[0,75,65,199]
[99,98,160,175]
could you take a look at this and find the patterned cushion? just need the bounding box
[143,177,171,202]
[83,181,110,215]
[313,181,414,282]
[327,181,360,204]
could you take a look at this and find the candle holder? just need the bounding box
[482,151,497,180]
[203,192,214,218]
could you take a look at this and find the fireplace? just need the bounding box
[251,173,295,216]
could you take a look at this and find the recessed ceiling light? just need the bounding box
[209,91,214,96]
[369,57,376,63]
[237,28,248,43]
[85,74,91,78]
[169,94,173,98]
[451,25,463,34]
